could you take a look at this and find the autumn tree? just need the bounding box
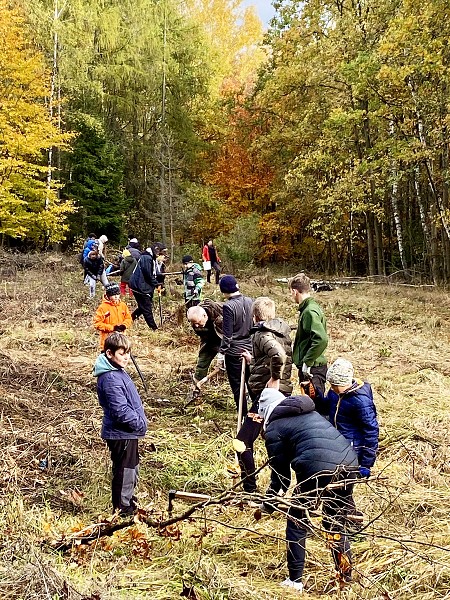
[0,0,74,245]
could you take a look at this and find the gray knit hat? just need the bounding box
[326,358,354,386]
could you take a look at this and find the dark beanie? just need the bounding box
[219,275,239,294]
[105,283,120,297]
[182,255,193,264]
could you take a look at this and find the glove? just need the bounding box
[193,288,200,298]
[302,362,312,378]
[114,324,126,332]
[359,467,371,478]
[216,353,225,370]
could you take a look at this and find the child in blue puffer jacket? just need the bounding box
[324,358,379,477]
[93,332,147,516]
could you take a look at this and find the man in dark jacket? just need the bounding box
[289,273,328,403]
[129,244,161,330]
[187,299,223,382]
[258,388,359,592]
[219,275,256,491]
[93,332,147,516]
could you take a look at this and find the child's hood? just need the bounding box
[251,318,291,338]
[93,353,118,377]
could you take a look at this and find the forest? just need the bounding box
[2,0,450,280]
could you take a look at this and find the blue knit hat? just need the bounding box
[219,275,239,294]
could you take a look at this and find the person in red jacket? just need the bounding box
[93,283,132,349]
[202,239,221,284]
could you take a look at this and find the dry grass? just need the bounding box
[1,253,450,599]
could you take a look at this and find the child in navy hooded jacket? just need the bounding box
[93,332,147,515]
[323,358,379,476]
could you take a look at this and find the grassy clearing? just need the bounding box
[1,253,450,599]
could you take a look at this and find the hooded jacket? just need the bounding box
[259,389,358,495]
[249,318,293,395]
[325,380,379,468]
[83,253,104,278]
[183,263,204,301]
[93,353,147,440]
[93,296,133,349]
[293,297,328,368]
[129,250,158,295]
[120,250,137,283]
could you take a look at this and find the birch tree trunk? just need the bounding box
[389,121,408,273]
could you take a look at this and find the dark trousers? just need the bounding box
[299,364,328,414]
[106,439,139,513]
[196,342,220,380]
[132,291,157,330]
[286,472,355,582]
[225,354,259,492]
[236,398,262,492]
[206,262,221,284]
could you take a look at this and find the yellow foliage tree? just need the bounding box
[0,0,74,243]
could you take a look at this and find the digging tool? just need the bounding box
[183,366,222,409]
[229,356,247,477]
[130,353,148,393]
[160,271,183,276]
[157,286,163,326]
[236,355,246,435]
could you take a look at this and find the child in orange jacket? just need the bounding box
[94,283,133,349]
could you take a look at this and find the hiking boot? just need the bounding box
[280,578,304,593]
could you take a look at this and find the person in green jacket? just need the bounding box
[289,273,328,403]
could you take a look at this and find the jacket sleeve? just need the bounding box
[193,269,205,293]
[302,308,328,365]
[122,305,133,330]
[256,333,287,380]
[265,432,292,495]
[220,303,233,354]
[202,246,209,261]
[93,306,115,334]
[102,376,147,435]
[141,257,158,287]
[312,386,331,416]
[119,259,126,275]
[354,391,379,467]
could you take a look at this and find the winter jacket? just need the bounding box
[93,297,133,349]
[293,297,328,368]
[249,318,293,395]
[83,253,104,279]
[82,238,98,261]
[202,244,221,264]
[129,251,158,295]
[120,250,137,283]
[323,380,379,468]
[183,263,204,302]
[220,293,253,356]
[263,395,358,495]
[94,353,147,440]
[97,234,108,258]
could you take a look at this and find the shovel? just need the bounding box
[183,366,222,409]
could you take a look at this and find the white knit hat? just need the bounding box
[326,358,354,386]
